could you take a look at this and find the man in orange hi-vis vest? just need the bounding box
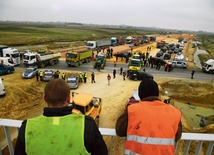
[115,79,182,155]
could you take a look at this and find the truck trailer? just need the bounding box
[110,37,126,46]
[66,50,92,67]
[202,58,214,74]
[23,51,61,68]
[0,46,21,66]
[86,40,111,51]
[156,40,166,48]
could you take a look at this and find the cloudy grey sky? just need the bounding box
[0,0,214,32]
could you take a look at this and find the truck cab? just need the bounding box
[110,37,117,46]
[23,52,37,66]
[86,41,96,50]
[202,59,214,73]
[2,48,21,65]
[126,36,133,44]
[0,57,14,66]
[128,58,142,72]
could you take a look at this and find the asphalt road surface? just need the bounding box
[19,59,214,81]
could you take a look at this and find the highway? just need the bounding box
[20,59,214,81]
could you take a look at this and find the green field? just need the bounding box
[196,34,214,63]
[0,22,158,48]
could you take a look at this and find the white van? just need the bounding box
[0,78,5,96]
[0,57,14,66]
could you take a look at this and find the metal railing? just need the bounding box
[0,118,213,155]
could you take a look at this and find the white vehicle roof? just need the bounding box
[205,59,214,65]
[130,58,141,61]
[111,37,116,40]
[126,36,133,39]
[97,52,104,56]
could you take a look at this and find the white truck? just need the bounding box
[0,46,21,66]
[86,40,111,51]
[0,57,14,66]
[126,36,133,44]
[23,51,61,68]
[202,58,214,74]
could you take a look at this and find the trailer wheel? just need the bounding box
[55,59,59,64]
[7,70,12,74]
[50,60,55,66]
[101,64,104,69]
[85,59,88,63]
[74,62,78,67]
[40,63,45,68]
[209,70,214,74]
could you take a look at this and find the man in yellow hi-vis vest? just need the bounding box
[15,79,108,155]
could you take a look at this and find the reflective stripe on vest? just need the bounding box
[126,134,175,145]
[124,149,141,155]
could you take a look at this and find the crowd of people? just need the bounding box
[14,44,187,154]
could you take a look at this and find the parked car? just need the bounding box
[163,53,171,60]
[150,57,167,66]
[156,51,164,57]
[22,67,38,79]
[114,51,132,58]
[43,70,54,81]
[129,71,153,81]
[67,75,79,89]
[171,61,187,69]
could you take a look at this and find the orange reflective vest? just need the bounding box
[124,100,181,155]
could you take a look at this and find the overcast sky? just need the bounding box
[0,0,214,32]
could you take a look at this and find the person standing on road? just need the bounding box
[39,70,43,81]
[120,67,123,75]
[83,72,87,83]
[165,63,169,71]
[107,74,111,85]
[36,71,39,81]
[110,48,113,58]
[91,72,95,83]
[114,61,117,67]
[79,72,83,83]
[56,70,60,77]
[53,72,58,79]
[14,79,108,155]
[113,69,116,79]
[191,70,195,79]
[115,79,182,155]
[61,72,66,80]
[122,71,127,80]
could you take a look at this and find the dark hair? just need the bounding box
[44,79,70,106]
[138,79,159,100]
